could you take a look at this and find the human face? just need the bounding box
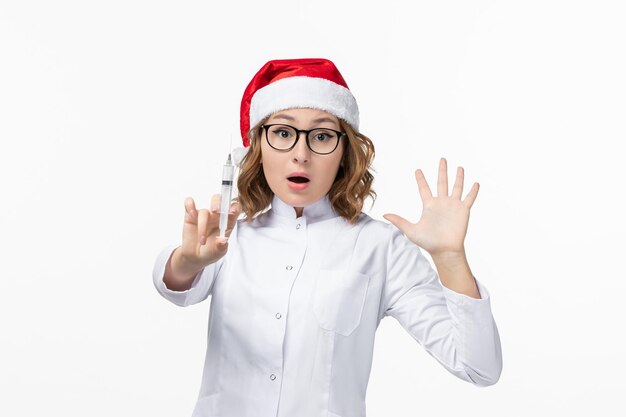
[260,108,344,217]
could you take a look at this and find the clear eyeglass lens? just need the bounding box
[267,125,339,154]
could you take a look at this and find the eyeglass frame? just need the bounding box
[261,123,347,155]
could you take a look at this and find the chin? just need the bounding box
[276,190,319,208]
[281,195,313,207]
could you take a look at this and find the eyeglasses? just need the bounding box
[261,124,346,155]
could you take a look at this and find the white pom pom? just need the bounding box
[231,146,249,167]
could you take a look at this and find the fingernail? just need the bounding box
[200,235,206,245]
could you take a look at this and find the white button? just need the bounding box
[296,224,301,229]
[275,313,282,319]
[270,374,276,381]
[286,265,293,270]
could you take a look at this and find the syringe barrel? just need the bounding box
[220,163,234,213]
[222,163,234,181]
[218,161,235,238]
[218,183,232,237]
[220,183,232,214]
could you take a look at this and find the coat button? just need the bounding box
[275,313,282,319]
[270,374,276,381]
[296,224,301,229]
[286,265,293,270]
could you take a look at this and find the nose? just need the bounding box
[292,132,311,163]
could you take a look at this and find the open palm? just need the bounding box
[383,158,479,257]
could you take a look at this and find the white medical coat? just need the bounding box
[152,195,502,417]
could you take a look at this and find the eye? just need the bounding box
[311,129,336,142]
[270,126,294,140]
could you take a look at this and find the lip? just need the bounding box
[286,172,311,191]
[287,172,310,180]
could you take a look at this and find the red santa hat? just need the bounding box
[239,58,359,148]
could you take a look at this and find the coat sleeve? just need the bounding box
[382,227,503,386]
[152,243,223,307]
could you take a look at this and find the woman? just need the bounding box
[153,58,502,417]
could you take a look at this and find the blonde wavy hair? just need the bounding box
[236,117,376,224]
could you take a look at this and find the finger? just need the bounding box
[210,194,222,213]
[197,208,210,245]
[414,169,433,200]
[184,197,198,222]
[383,214,413,236]
[463,182,480,208]
[181,198,200,255]
[437,157,448,197]
[451,166,464,199]
[215,235,229,248]
[229,200,241,215]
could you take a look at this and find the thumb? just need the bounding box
[383,213,413,235]
[215,236,229,251]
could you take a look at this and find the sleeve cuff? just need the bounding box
[440,278,491,303]
[152,244,214,307]
[440,278,496,331]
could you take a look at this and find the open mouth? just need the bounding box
[288,176,310,184]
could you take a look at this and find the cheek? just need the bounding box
[332,150,345,175]
[259,143,270,173]
[260,149,279,180]
[260,157,271,179]
[322,157,344,185]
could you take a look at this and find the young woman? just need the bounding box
[153,58,502,417]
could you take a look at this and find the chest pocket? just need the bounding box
[313,268,371,337]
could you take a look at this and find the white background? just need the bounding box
[1,0,625,415]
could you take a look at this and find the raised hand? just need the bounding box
[383,157,479,258]
[163,195,241,292]
[181,194,240,266]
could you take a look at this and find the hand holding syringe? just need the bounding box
[164,143,243,292]
[171,151,240,273]
[165,191,241,293]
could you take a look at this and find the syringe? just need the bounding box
[218,153,235,239]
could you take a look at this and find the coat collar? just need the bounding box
[270,194,338,222]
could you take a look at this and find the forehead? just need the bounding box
[267,108,340,126]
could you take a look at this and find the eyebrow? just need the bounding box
[272,114,340,127]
